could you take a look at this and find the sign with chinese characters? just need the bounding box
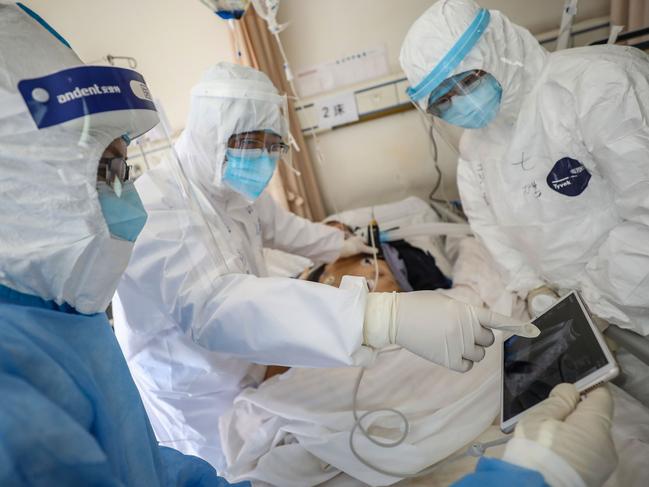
[314,92,359,129]
[295,46,390,97]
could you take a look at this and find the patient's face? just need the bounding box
[307,221,401,291]
[319,255,400,292]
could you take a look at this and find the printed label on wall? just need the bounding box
[314,92,359,129]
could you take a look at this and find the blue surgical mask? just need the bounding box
[97,181,148,242]
[436,73,502,129]
[222,148,278,201]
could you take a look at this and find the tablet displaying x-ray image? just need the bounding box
[501,291,618,431]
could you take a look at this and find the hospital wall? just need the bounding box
[277,0,611,215]
[20,0,612,218]
[21,0,234,134]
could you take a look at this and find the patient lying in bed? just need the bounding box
[264,221,453,381]
[222,199,649,487]
[223,203,516,487]
[302,221,451,292]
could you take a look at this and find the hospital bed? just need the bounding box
[271,195,649,407]
[229,196,649,487]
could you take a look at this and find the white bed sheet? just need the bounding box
[222,197,649,487]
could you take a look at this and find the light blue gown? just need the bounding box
[0,284,249,487]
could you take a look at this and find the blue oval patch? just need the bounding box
[546,157,591,197]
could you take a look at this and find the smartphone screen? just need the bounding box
[502,293,609,422]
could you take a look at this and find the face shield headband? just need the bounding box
[17,64,158,136]
[406,8,490,105]
[1,63,159,313]
[190,79,294,198]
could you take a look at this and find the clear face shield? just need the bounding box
[425,69,502,129]
[411,70,503,161]
[2,62,172,312]
[144,81,294,281]
[11,62,236,258]
[223,126,291,202]
[407,8,499,157]
[13,65,158,171]
[187,82,293,203]
[11,64,160,234]
[96,136,133,200]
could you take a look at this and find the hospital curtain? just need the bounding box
[232,6,327,221]
[611,0,649,32]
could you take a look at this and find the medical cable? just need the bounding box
[352,217,505,481]
[228,19,244,61]
[382,222,472,241]
[368,214,380,292]
[252,0,341,214]
[427,118,456,210]
[427,123,443,201]
[414,102,443,201]
[413,87,468,225]
[416,102,459,218]
[349,359,511,478]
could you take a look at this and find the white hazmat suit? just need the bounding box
[401,0,649,335]
[113,64,368,469]
[113,62,530,471]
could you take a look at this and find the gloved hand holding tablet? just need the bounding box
[501,291,619,432]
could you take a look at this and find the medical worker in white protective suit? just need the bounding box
[112,62,540,470]
[401,0,649,334]
[0,2,245,485]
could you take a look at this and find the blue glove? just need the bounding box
[453,457,549,487]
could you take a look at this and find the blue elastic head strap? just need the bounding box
[216,9,246,20]
[16,2,72,49]
[407,8,491,103]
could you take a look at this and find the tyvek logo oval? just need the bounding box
[546,157,591,197]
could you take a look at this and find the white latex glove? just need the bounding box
[503,384,617,487]
[340,235,377,258]
[363,291,540,372]
[527,285,559,317]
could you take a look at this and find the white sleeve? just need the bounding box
[575,62,649,325]
[189,274,371,367]
[119,192,371,368]
[457,158,544,295]
[254,192,343,264]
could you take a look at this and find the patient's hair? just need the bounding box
[302,237,451,292]
[324,220,354,236]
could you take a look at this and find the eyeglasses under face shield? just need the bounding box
[406,7,492,112]
[227,130,289,159]
[96,136,132,195]
[426,69,489,117]
[97,155,130,185]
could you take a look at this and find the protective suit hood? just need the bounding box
[400,0,548,124]
[0,2,158,314]
[174,62,287,202]
[401,1,649,334]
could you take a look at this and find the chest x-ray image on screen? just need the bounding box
[502,292,616,426]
